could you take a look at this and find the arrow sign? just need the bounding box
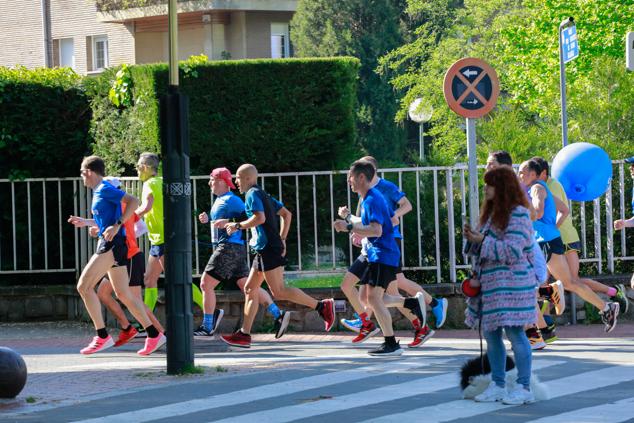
[462,69,478,78]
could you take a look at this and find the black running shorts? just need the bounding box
[204,243,250,281]
[96,236,129,267]
[360,262,398,290]
[251,246,287,272]
[127,251,145,287]
[539,237,565,263]
[348,255,369,280]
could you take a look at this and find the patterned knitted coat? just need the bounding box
[465,206,538,332]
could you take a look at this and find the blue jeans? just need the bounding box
[483,326,532,388]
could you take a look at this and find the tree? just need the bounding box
[291,0,408,163]
[380,0,634,164]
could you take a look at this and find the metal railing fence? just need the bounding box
[1,161,632,282]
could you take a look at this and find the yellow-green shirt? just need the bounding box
[547,178,580,245]
[142,176,164,245]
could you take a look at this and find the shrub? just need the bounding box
[88,57,362,175]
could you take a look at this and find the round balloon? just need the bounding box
[551,142,612,201]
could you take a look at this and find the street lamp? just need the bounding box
[408,98,433,161]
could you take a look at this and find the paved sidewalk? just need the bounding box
[1,321,633,416]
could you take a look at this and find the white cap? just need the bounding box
[104,176,122,189]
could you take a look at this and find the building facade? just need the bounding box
[0,0,296,75]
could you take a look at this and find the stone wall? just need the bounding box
[2,273,631,330]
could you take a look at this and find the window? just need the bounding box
[59,38,75,69]
[271,23,290,59]
[92,35,109,70]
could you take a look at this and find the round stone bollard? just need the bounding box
[0,347,28,398]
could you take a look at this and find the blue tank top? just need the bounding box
[531,180,560,242]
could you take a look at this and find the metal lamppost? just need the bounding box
[162,0,194,374]
[408,98,433,161]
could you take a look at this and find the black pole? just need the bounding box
[161,88,194,374]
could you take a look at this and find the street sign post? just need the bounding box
[627,31,634,72]
[443,57,499,228]
[559,17,578,148]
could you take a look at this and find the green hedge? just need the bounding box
[0,67,91,179]
[88,57,362,175]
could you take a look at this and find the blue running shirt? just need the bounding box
[91,180,125,237]
[528,180,560,243]
[245,186,284,251]
[360,188,400,267]
[373,178,406,240]
[210,192,246,245]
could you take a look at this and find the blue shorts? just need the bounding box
[149,244,164,258]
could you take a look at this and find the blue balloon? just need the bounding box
[551,142,612,201]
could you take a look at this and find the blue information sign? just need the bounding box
[561,25,579,63]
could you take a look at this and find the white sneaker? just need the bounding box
[502,385,536,405]
[474,381,506,402]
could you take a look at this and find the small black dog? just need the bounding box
[459,354,548,400]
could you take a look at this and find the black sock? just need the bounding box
[384,335,397,346]
[315,301,324,313]
[145,325,159,338]
[403,297,416,310]
[429,298,438,308]
[539,286,553,297]
[97,328,108,339]
[122,325,132,332]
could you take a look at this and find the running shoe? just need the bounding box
[408,325,435,348]
[352,321,381,343]
[80,335,114,355]
[137,333,166,356]
[474,381,506,402]
[600,302,620,333]
[502,386,535,405]
[368,341,403,357]
[220,331,252,348]
[114,326,138,347]
[318,298,336,332]
[193,325,214,337]
[540,326,557,344]
[404,293,426,328]
[340,313,362,333]
[274,310,292,339]
[526,327,546,350]
[212,308,225,333]
[611,284,629,315]
[431,297,448,328]
[550,280,566,315]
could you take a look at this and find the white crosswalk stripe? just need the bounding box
[75,358,452,423]
[526,396,634,423]
[209,360,563,423]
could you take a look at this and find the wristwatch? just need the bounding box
[346,222,354,231]
[344,214,352,223]
[116,219,122,226]
[235,222,242,230]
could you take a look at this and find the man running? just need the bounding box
[518,159,619,333]
[339,156,447,347]
[614,156,634,293]
[334,160,426,356]
[195,167,287,337]
[220,164,335,348]
[135,153,204,324]
[69,156,165,355]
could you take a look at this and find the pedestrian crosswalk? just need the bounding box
[13,336,634,423]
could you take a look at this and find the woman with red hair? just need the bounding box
[463,166,539,405]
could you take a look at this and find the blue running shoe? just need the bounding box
[432,298,448,328]
[340,313,362,333]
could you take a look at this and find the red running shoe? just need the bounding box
[114,326,138,347]
[352,321,381,343]
[318,298,336,332]
[408,325,435,348]
[220,331,252,348]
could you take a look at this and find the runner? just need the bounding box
[195,167,288,338]
[334,160,426,356]
[219,164,335,348]
[135,153,204,325]
[69,156,165,355]
[518,159,619,334]
[339,156,447,347]
[613,156,634,293]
